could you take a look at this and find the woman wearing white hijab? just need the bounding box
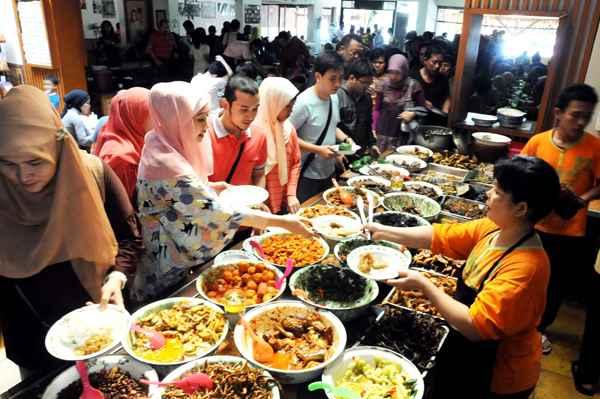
[251,77,301,213]
[133,81,312,302]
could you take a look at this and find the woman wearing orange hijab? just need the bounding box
[0,86,142,375]
[94,87,152,203]
[251,77,302,213]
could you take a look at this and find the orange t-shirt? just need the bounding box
[521,130,600,236]
[432,218,550,394]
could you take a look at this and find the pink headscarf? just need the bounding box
[138,81,213,181]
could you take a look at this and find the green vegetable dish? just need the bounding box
[336,357,418,399]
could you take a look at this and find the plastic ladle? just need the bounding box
[249,240,266,259]
[307,382,360,399]
[140,373,213,395]
[241,317,274,363]
[75,360,104,399]
[131,323,166,350]
[275,258,294,290]
[332,178,354,206]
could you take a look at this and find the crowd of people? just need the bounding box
[1,17,599,399]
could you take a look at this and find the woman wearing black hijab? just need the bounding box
[61,89,96,149]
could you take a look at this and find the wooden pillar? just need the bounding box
[15,0,87,107]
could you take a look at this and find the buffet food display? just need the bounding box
[33,144,504,398]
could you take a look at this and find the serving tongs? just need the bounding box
[356,197,373,240]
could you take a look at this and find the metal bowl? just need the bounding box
[413,125,454,152]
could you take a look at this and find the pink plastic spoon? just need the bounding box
[249,240,266,259]
[140,373,213,395]
[275,258,294,290]
[131,323,166,350]
[75,360,104,399]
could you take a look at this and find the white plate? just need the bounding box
[45,304,130,361]
[359,163,410,179]
[332,143,361,155]
[385,154,428,172]
[42,355,159,399]
[160,355,281,398]
[311,215,363,241]
[122,297,228,366]
[472,132,512,146]
[219,185,269,208]
[395,145,433,159]
[347,175,391,188]
[347,245,411,281]
[322,346,424,399]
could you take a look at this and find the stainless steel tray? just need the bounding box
[440,195,488,220]
[427,163,470,179]
[354,304,450,377]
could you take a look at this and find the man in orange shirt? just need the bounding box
[207,75,266,187]
[521,84,600,363]
[367,156,580,398]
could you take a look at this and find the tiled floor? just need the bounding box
[0,303,598,397]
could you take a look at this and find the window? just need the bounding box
[261,5,309,41]
[321,7,334,43]
[435,7,463,39]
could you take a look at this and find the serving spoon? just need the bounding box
[130,323,165,350]
[140,373,213,394]
[275,258,294,290]
[75,360,104,399]
[332,178,354,206]
[241,317,274,363]
[308,382,360,399]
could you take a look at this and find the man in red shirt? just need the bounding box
[207,75,266,186]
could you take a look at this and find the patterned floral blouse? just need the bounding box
[132,175,244,302]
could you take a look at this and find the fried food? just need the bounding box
[298,204,356,219]
[260,234,325,267]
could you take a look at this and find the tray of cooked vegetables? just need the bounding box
[321,346,424,399]
[412,173,470,196]
[431,151,479,170]
[465,163,495,185]
[382,193,441,220]
[441,196,488,220]
[289,264,379,322]
[357,305,450,375]
[396,145,433,161]
[123,298,228,366]
[437,212,469,224]
[410,249,465,278]
[383,270,458,318]
[323,186,382,210]
[234,301,347,384]
[373,211,430,228]
[463,182,492,203]
[346,175,391,195]
[401,181,443,200]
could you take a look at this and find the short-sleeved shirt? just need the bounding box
[289,87,341,180]
[207,113,267,185]
[432,218,550,394]
[521,130,600,236]
[410,69,450,109]
[337,86,375,148]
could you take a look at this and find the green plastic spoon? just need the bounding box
[307,381,360,399]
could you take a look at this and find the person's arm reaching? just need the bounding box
[366,223,434,250]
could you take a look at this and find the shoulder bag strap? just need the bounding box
[225,142,246,183]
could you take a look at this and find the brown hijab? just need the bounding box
[0,85,118,302]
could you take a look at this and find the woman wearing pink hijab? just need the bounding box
[133,81,312,302]
[251,77,301,214]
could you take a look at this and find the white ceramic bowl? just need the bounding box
[358,163,410,179]
[333,238,409,264]
[159,355,281,399]
[395,145,433,160]
[42,355,159,399]
[373,211,431,228]
[347,245,411,280]
[196,260,285,309]
[382,192,441,221]
[472,132,512,147]
[233,300,347,384]
[347,175,391,189]
[122,297,228,366]
[311,215,363,242]
[288,264,379,322]
[322,186,382,209]
[296,205,361,222]
[250,232,330,268]
[402,181,444,199]
[385,154,428,172]
[321,346,425,399]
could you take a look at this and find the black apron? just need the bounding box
[433,229,535,399]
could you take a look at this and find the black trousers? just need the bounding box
[537,231,591,331]
[488,387,535,399]
[297,174,334,204]
[577,264,600,383]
